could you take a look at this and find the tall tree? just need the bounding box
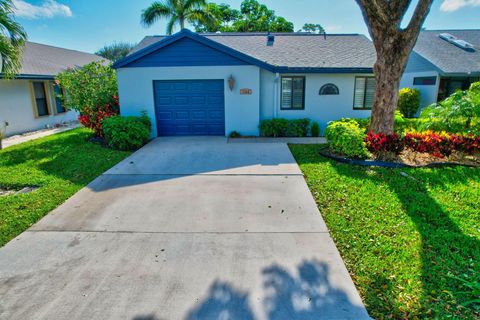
[356,0,434,134]
[193,3,240,32]
[300,23,325,34]
[96,42,136,62]
[141,0,211,35]
[194,0,294,33]
[0,0,27,78]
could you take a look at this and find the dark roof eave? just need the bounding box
[438,71,480,77]
[0,74,55,80]
[275,67,373,74]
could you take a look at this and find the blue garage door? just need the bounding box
[153,80,225,136]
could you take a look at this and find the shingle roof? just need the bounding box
[11,41,105,78]
[413,30,480,74]
[129,32,377,70]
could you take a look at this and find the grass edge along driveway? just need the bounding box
[289,144,479,320]
[0,128,131,247]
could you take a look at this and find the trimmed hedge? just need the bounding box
[325,119,369,159]
[102,115,151,150]
[259,118,311,137]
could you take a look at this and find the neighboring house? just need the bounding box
[0,42,104,137]
[114,29,376,137]
[400,29,480,109]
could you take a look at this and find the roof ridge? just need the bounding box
[144,33,362,37]
[422,29,480,32]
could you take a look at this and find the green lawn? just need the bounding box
[289,144,479,319]
[0,128,131,247]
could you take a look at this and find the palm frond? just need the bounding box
[0,0,27,78]
[184,0,207,10]
[141,1,173,27]
[166,15,177,35]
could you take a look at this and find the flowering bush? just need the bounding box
[404,131,453,158]
[78,96,119,137]
[449,134,480,155]
[56,61,118,137]
[365,131,405,158]
[365,130,480,159]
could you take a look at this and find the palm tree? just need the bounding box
[0,0,27,78]
[141,0,211,35]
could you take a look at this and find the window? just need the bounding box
[281,76,305,110]
[52,83,66,114]
[413,77,436,86]
[31,82,50,117]
[353,77,376,109]
[319,83,339,95]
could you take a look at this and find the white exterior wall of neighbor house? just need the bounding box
[0,79,78,137]
[400,71,440,110]
[260,69,372,130]
[116,65,261,137]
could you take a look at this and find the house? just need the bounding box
[114,29,376,137]
[0,42,104,137]
[400,29,480,109]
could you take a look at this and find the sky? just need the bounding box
[11,0,480,54]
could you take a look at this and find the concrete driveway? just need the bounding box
[0,137,369,320]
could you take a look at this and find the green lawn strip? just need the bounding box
[0,128,131,247]
[289,144,480,319]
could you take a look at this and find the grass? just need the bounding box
[0,128,131,247]
[289,144,480,319]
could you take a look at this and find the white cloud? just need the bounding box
[13,0,72,19]
[440,0,480,12]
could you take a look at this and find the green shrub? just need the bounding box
[311,122,320,137]
[398,88,421,118]
[420,81,480,132]
[259,118,311,137]
[325,119,369,159]
[229,131,242,138]
[102,115,151,150]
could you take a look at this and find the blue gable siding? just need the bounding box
[124,37,250,67]
[405,51,440,73]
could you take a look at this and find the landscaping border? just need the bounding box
[318,148,478,168]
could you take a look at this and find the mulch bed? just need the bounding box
[319,148,480,168]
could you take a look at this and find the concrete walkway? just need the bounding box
[1,123,80,149]
[0,137,369,320]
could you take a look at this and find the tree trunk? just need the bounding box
[369,39,412,134]
[355,0,434,134]
[180,18,185,30]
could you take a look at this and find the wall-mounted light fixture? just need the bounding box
[228,75,235,91]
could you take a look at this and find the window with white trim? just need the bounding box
[353,77,376,109]
[281,76,305,110]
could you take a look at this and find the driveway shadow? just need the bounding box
[184,259,368,320]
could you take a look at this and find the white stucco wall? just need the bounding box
[0,79,78,137]
[400,71,440,110]
[116,65,261,137]
[260,70,372,131]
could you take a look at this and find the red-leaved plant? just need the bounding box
[365,131,405,159]
[78,96,119,137]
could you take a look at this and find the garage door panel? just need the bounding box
[154,80,225,136]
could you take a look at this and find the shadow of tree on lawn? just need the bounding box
[295,147,480,318]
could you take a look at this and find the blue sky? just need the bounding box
[12,0,480,53]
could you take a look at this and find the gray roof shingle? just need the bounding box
[413,30,480,74]
[14,41,105,77]
[130,32,377,70]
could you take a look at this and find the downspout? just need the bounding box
[273,72,280,118]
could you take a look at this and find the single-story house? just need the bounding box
[114,29,377,137]
[0,42,104,137]
[400,29,480,109]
